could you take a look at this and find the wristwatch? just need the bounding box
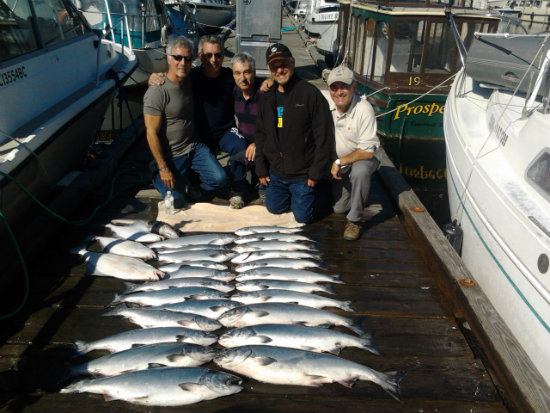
[334,159,341,166]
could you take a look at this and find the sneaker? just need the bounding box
[229,195,244,209]
[343,221,361,241]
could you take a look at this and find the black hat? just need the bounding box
[266,43,293,65]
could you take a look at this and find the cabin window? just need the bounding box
[424,21,454,73]
[348,14,359,71]
[0,0,38,61]
[353,16,365,74]
[34,0,88,46]
[372,20,388,82]
[526,149,550,201]
[361,17,375,78]
[389,19,424,73]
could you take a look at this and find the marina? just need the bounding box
[1,2,550,412]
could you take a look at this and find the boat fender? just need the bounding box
[443,219,463,254]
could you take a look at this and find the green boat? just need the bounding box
[333,0,500,194]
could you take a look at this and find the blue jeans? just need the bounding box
[219,129,248,195]
[265,172,316,223]
[152,143,227,208]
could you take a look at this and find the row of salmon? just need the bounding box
[61,222,404,406]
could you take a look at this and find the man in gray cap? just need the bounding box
[325,65,380,240]
[254,43,333,223]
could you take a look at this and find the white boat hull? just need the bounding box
[445,70,550,387]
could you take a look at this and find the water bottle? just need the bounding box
[165,190,175,215]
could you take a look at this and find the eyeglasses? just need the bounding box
[329,83,351,91]
[170,54,193,62]
[268,60,289,71]
[203,52,224,59]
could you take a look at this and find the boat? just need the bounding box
[333,0,502,212]
[183,0,235,33]
[304,0,339,60]
[444,31,550,389]
[293,0,310,17]
[493,0,550,33]
[75,0,197,87]
[0,0,137,233]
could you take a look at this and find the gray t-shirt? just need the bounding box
[143,76,197,157]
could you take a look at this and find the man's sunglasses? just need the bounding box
[203,52,224,59]
[170,54,193,62]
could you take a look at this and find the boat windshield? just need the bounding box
[76,0,165,34]
[0,0,89,62]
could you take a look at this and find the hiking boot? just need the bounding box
[343,221,361,241]
[229,195,244,209]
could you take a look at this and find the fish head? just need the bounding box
[217,306,251,327]
[218,327,255,346]
[174,344,217,362]
[198,370,243,395]
[213,347,253,368]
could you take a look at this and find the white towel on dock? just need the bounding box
[157,202,304,233]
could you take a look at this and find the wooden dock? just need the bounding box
[0,134,512,412]
[2,7,549,413]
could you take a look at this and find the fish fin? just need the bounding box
[256,335,273,344]
[359,332,382,356]
[340,301,355,312]
[179,382,202,392]
[254,356,277,366]
[337,378,357,389]
[131,343,146,348]
[327,347,341,355]
[332,275,345,284]
[375,370,407,402]
[305,374,330,386]
[102,392,120,402]
[253,311,270,318]
[147,363,167,369]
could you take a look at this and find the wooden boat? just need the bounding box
[0,0,137,233]
[444,30,550,390]
[334,0,500,195]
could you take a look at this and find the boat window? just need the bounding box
[34,0,88,46]
[353,16,365,74]
[0,0,38,61]
[526,150,550,201]
[423,21,454,74]
[361,17,375,78]
[373,20,388,82]
[348,13,358,70]
[389,19,424,73]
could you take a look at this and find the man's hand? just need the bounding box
[245,143,256,161]
[148,72,165,86]
[260,78,274,92]
[331,162,342,180]
[259,176,270,186]
[160,168,175,189]
[307,178,317,187]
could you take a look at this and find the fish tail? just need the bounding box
[373,370,406,402]
[359,332,382,356]
[68,245,88,256]
[340,300,355,312]
[71,340,90,356]
[331,275,345,284]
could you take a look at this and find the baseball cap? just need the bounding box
[266,43,293,65]
[327,66,354,86]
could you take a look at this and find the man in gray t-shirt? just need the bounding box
[143,36,227,209]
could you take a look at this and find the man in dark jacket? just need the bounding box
[254,43,333,223]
